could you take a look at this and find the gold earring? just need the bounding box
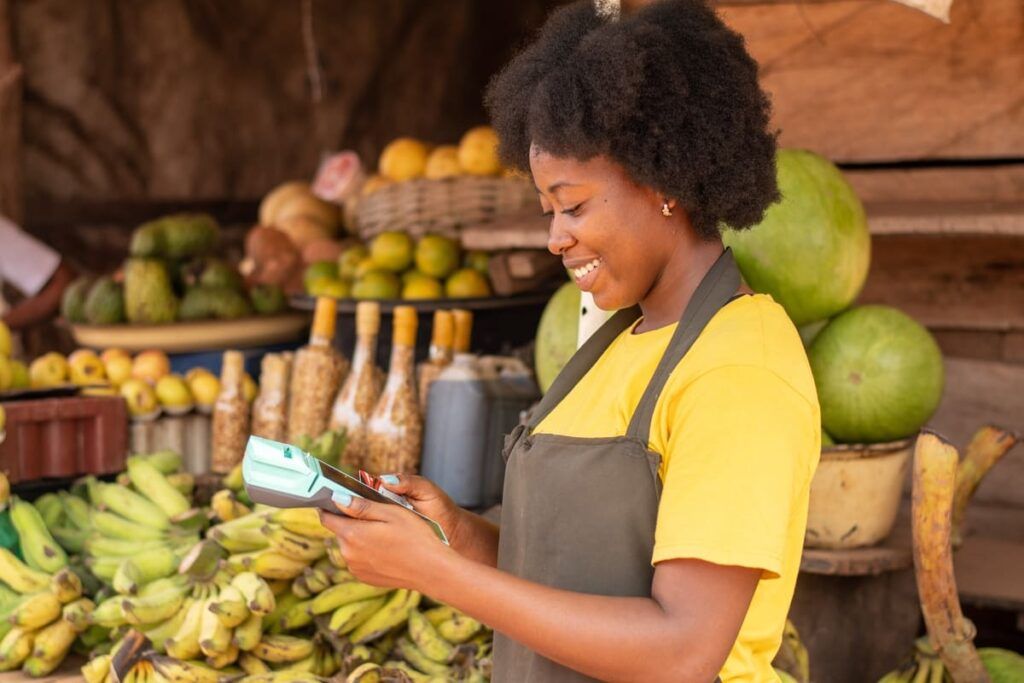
[661,202,672,217]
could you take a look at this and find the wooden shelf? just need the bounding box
[866,201,1024,237]
[954,535,1024,613]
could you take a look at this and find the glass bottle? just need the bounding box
[416,310,454,416]
[251,352,291,442]
[452,308,473,355]
[211,350,249,473]
[365,306,422,474]
[330,301,384,469]
[287,297,348,443]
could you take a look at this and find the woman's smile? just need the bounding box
[566,256,603,291]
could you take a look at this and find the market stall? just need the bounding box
[0,0,1022,681]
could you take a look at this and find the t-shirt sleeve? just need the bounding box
[0,216,62,297]
[651,364,818,578]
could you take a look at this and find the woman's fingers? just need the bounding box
[380,473,434,499]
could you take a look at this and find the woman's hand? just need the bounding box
[377,474,465,545]
[318,493,455,592]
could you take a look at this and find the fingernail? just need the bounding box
[381,475,399,485]
[334,492,353,507]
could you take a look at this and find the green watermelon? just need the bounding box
[722,149,870,326]
[808,305,944,443]
[535,282,580,393]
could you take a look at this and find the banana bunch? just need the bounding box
[82,451,204,591]
[878,637,1024,682]
[0,566,94,675]
[33,490,93,554]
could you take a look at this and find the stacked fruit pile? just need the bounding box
[0,451,492,680]
[61,214,288,327]
[304,232,492,302]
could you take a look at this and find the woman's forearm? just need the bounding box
[416,553,717,683]
[448,509,500,567]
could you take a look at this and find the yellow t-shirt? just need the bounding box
[534,293,820,682]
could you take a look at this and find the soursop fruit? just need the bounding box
[124,258,178,323]
[84,277,125,325]
[60,277,93,323]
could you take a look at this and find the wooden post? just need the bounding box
[0,0,23,224]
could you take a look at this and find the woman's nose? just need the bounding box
[547,217,576,256]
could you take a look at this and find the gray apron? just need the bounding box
[493,249,741,682]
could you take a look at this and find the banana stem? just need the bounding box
[911,430,989,682]
[951,426,1019,547]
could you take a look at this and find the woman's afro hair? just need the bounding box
[484,0,780,238]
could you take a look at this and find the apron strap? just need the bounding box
[527,304,641,430]
[625,248,741,444]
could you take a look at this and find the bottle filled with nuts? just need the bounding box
[365,306,422,474]
[251,352,291,442]
[416,310,454,417]
[211,350,250,473]
[288,297,348,443]
[330,301,384,469]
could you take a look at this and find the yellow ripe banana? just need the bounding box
[9,496,69,573]
[328,595,387,635]
[209,525,269,553]
[261,591,301,634]
[267,579,291,597]
[90,595,128,628]
[204,640,239,669]
[325,537,347,569]
[141,598,192,652]
[113,558,145,595]
[80,653,111,683]
[9,590,62,629]
[26,617,77,671]
[299,566,331,594]
[151,656,221,683]
[0,547,51,593]
[264,524,327,562]
[210,489,251,522]
[436,613,482,644]
[278,598,315,630]
[290,576,313,599]
[49,567,83,604]
[208,510,268,538]
[406,610,455,663]
[423,605,457,626]
[95,482,170,529]
[164,598,205,661]
[395,635,452,675]
[351,589,421,644]
[127,458,191,518]
[280,652,316,673]
[91,510,168,541]
[250,550,309,580]
[165,472,195,497]
[270,507,334,539]
[198,596,232,657]
[310,582,391,615]
[385,660,449,682]
[223,463,244,491]
[316,643,340,677]
[61,597,96,632]
[122,584,187,626]
[232,611,263,651]
[346,661,383,682]
[223,549,263,574]
[238,651,270,675]
[231,571,276,616]
[0,627,34,671]
[210,585,249,628]
[250,634,315,663]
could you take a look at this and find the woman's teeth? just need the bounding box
[572,259,601,280]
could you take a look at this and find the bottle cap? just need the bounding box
[221,350,244,384]
[393,306,418,347]
[311,297,337,341]
[356,301,381,336]
[431,310,454,348]
[452,309,473,353]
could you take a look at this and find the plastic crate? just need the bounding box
[0,396,128,484]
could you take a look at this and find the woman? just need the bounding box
[320,2,820,681]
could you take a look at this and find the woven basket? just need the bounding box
[354,176,537,242]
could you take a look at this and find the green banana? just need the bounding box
[262,591,302,634]
[113,558,145,595]
[9,496,68,572]
[122,581,188,625]
[91,510,168,541]
[127,458,191,517]
[33,493,64,529]
[250,634,315,663]
[0,547,51,593]
[329,595,387,635]
[59,491,92,529]
[350,589,421,644]
[85,535,170,557]
[278,598,315,630]
[95,482,170,529]
[310,582,391,615]
[165,472,195,496]
[128,450,183,475]
[141,597,192,652]
[385,659,449,682]
[437,613,482,643]
[90,595,127,628]
[50,524,89,553]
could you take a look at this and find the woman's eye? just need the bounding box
[561,204,583,217]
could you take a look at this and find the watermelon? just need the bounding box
[535,282,580,393]
[722,149,870,326]
[808,305,944,443]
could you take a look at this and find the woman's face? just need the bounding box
[530,146,678,311]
